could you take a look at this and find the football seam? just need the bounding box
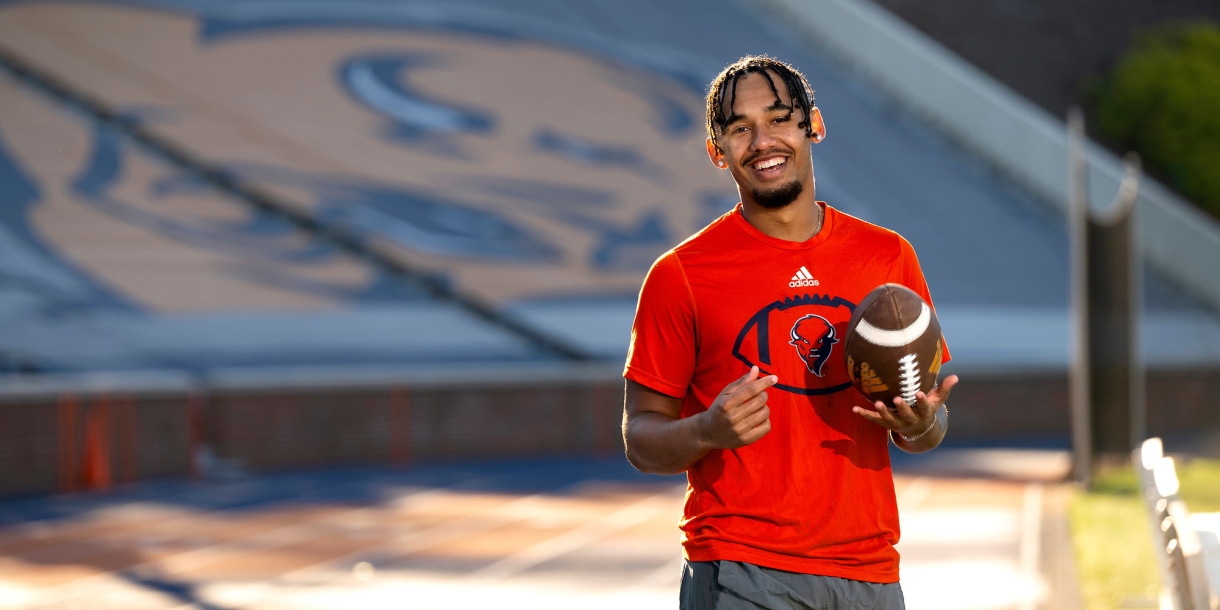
[854,302,931,347]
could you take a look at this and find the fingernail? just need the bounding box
[769,375,778,383]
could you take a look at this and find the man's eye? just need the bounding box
[774,115,791,123]
[733,126,749,134]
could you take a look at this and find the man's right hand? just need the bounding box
[698,366,777,449]
[623,366,778,475]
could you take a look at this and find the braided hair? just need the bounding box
[705,55,816,153]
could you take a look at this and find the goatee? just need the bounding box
[752,180,803,210]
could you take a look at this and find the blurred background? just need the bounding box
[0,0,1218,609]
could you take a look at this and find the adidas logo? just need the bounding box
[789,266,820,288]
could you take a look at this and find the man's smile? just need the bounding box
[748,154,789,177]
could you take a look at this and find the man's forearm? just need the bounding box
[624,411,710,475]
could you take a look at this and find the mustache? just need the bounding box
[743,147,794,166]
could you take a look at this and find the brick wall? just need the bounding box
[203,382,625,472]
[946,368,1220,442]
[947,373,1071,440]
[0,368,1216,497]
[1146,368,1220,432]
[0,392,194,497]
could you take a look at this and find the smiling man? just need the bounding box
[622,56,959,609]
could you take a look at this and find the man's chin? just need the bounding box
[752,180,803,210]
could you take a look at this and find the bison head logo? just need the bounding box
[789,314,839,377]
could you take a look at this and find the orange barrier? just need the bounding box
[81,396,112,490]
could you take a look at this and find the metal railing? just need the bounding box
[1134,438,1219,610]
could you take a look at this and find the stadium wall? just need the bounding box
[0,365,626,497]
[1,366,1219,497]
[758,0,1220,314]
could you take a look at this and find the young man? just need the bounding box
[622,56,959,609]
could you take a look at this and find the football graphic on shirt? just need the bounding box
[843,284,944,408]
[733,294,856,396]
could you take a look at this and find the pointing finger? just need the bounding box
[733,375,779,402]
[723,366,760,395]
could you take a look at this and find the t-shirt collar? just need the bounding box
[731,201,834,250]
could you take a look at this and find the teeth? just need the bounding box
[754,157,785,170]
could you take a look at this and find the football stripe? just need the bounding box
[855,303,931,347]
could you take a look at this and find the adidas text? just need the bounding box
[789,266,819,288]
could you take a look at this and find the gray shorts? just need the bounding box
[679,560,905,610]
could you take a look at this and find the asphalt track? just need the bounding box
[0,450,1078,610]
[0,0,1217,374]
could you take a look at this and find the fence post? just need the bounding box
[1069,108,1144,483]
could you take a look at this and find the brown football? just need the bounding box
[843,284,945,409]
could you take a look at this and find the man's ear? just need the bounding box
[809,107,826,143]
[706,137,728,169]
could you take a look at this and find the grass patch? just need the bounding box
[1069,457,1220,610]
[1176,458,1220,512]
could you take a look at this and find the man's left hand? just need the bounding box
[852,375,958,441]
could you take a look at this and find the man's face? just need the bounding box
[707,70,823,210]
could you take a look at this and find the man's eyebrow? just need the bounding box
[720,100,792,131]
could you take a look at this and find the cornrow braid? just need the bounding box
[705,55,816,153]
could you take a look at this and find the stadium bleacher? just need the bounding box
[1,0,1219,371]
[0,0,1217,492]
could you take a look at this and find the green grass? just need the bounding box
[1069,457,1220,610]
[1176,458,1220,512]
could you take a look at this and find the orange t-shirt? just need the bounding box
[624,202,949,583]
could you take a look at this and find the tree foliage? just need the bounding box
[1094,22,1220,220]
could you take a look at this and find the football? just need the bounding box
[843,284,944,409]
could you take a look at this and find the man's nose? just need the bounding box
[750,122,778,150]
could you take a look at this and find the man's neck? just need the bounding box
[740,196,822,242]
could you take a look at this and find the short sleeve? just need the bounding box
[897,236,952,364]
[624,250,697,398]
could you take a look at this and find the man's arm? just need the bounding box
[852,375,959,454]
[623,366,777,475]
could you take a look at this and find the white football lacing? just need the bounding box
[898,353,920,406]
